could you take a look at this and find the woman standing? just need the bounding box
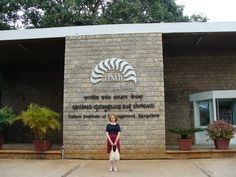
[106,114,121,172]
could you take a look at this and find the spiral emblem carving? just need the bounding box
[90,58,137,84]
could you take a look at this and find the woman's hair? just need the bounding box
[108,114,118,122]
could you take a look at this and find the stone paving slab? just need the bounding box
[0,159,82,177]
[0,158,236,177]
[190,158,236,177]
[68,160,207,177]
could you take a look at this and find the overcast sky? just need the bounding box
[175,0,236,22]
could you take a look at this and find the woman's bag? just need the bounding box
[109,145,120,161]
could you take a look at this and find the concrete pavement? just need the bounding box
[0,158,236,177]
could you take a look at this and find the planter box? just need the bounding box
[214,139,230,150]
[178,138,192,150]
[33,140,52,151]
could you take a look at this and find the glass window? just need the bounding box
[216,99,236,125]
[198,101,210,126]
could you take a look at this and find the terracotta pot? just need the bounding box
[178,138,192,150]
[214,139,230,150]
[0,138,4,150]
[33,140,52,151]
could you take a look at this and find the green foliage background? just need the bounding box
[0,0,207,30]
[0,106,16,132]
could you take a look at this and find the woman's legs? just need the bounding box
[109,160,118,172]
[113,161,117,171]
[109,160,113,171]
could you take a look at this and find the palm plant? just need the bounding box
[168,127,204,150]
[168,127,204,139]
[15,103,60,140]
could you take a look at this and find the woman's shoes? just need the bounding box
[109,167,118,172]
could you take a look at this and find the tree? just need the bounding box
[20,0,109,28]
[190,13,208,22]
[0,0,207,30]
[103,0,190,24]
[0,0,21,30]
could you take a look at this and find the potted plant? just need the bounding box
[168,127,204,150]
[0,106,16,149]
[207,120,235,150]
[15,103,60,151]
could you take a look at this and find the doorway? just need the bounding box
[217,99,236,125]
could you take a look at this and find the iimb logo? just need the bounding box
[90,58,137,91]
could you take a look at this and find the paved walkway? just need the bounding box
[0,158,236,177]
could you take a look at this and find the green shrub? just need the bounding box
[0,106,16,134]
[207,120,235,140]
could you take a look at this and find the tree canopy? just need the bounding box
[0,0,207,30]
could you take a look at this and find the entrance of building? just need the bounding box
[190,90,236,144]
[0,38,64,144]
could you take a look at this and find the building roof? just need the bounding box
[1,22,236,41]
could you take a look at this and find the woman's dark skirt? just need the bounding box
[107,133,120,153]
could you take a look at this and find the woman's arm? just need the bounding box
[114,132,120,145]
[106,132,114,145]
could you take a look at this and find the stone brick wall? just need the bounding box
[64,33,165,159]
[2,73,63,113]
[164,55,236,144]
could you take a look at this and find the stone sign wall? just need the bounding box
[63,33,165,159]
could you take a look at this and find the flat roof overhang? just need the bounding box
[1,22,236,62]
[190,90,236,102]
[1,22,236,41]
